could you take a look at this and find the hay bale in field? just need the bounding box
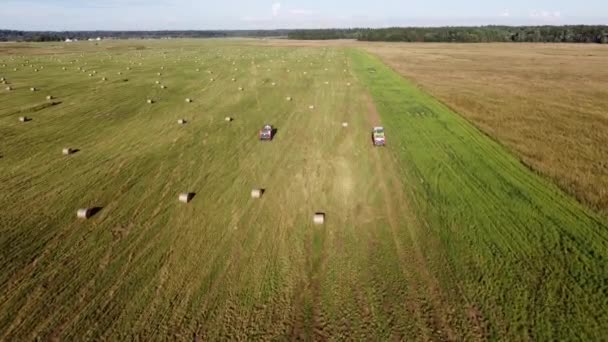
[6,86,12,91]
[225,116,233,122]
[185,98,192,103]
[238,87,243,91]
[77,208,94,219]
[0,77,5,81]
[179,192,194,203]
[342,122,348,128]
[46,95,53,100]
[160,85,166,89]
[271,82,276,86]
[210,78,215,82]
[178,119,187,125]
[19,116,29,122]
[251,189,263,199]
[286,96,292,101]
[117,71,122,75]
[196,68,200,72]
[102,77,107,81]
[231,78,236,82]
[313,213,325,225]
[30,87,37,92]
[147,99,154,104]
[62,147,74,155]
[309,105,315,110]
[155,80,160,84]
[157,72,162,76]
[347,82,351,86]
[324,81,329,85]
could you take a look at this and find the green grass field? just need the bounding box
[1,40,607,340]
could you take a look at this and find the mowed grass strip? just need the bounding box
[349,49,608,340]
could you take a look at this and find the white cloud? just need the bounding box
[272,2,281,17]
[530,10,562,19]
[289,9,314,16]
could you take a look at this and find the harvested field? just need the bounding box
[0,40,607,340]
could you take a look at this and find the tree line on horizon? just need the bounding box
[288,26,608,43]
[1,26,607,43]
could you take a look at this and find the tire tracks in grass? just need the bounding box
[364,93,460,341]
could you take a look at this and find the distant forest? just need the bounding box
[0,30,291,42]
[1,26,607,43]
[289,26,608,43]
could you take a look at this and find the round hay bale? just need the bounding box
[185,98,192,103]
[271,82,276,86]
[178,119,186,125]
[34,69,39,72]
[117,71,122,75]
[324,81,329,85]
[347,82,351,86]
[210,78,215,82]
[160,85,166,89]
[0,77,5,81]
[147,99,154,104]
[309,105,315,110]
[196,68,200,72]
[313,213,325,225]
[77,208,93,219]
[225,117,232,122]
[231,78,236,82]
[157,72,162,76]
[155,80,160,84]
[62,147,74,155]
[238,87,243,91]
[179,192,194,203]
[19,116,28,122]
[286,97,292,101]
[342,122,349,128]
[30,87,37,92]
[102,77,107,81]
[126,67,131,70]
[46,95,53,100]
[251,189,263,199]
[6,86,12,91]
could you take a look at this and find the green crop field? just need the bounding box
[1,40,607,340]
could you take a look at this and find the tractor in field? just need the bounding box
[259,124,274,141]
[372,126,386,146]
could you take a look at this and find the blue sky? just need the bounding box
[2,0,606,31]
